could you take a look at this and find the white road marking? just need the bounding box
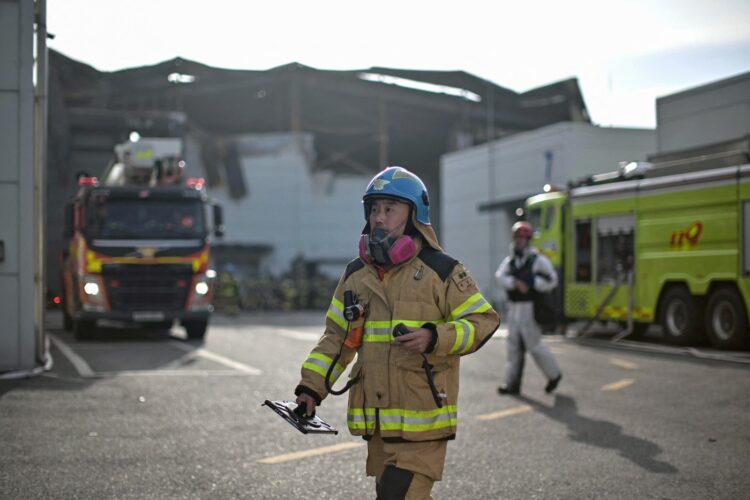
[258,442,365,464]
[48,333,95,378]
[95,370,251,377]
[609,358,639,370]
[476,404,534,421]
[169,341,262,375]
[272,328,322,341]
[601,378,635,391]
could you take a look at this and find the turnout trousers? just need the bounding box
[366,426,447,500]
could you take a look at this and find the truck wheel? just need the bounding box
[705,288,748,350]
[184,319,207,341]
[74,319,96,341]
[660,287,702,345]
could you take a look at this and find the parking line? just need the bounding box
[48,333,95,378]
[601,378,635,391]
[96,370,250,377]
[258,442,364,464]
[476,404,534,421]
[169,341,262,375]
[609,358,639,370]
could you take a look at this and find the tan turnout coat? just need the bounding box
[298,222,500,442]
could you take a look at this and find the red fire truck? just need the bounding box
[60,138,223,340]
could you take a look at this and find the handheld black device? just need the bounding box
[262,400,338,435]
[392,323,410,337]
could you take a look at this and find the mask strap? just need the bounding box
[358,234,371,263]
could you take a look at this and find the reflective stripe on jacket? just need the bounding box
[298,238,500,442]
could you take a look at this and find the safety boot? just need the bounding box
[497,384,520,395]
[545,374,562,394]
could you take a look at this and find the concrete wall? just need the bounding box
[441,122,656,304]
[0,0,36,372]
[185,133,368,279]
[657,71,750,152]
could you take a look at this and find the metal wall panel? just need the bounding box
[0,2,20,90]
[657,72,750,152]
[0,0,36,372]
[0,184,19,274]
[0,276,20,371]
[0,94,19,182]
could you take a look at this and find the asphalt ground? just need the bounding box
[1,311,749,499]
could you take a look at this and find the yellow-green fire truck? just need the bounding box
[526,157,750,349]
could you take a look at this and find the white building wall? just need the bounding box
[657,71,750,152]
[0,0,36,373]
[186,133,367,278]
[441,122,656,305]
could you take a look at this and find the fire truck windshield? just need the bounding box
[86,198,207,240]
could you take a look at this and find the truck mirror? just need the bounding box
[63,203,74,238]
[213,204,225,237]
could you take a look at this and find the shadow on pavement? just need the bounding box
[517,393,678,474]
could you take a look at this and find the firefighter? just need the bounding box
[216,265,241,315]
[294,166,500,499]
[495,221,562,395]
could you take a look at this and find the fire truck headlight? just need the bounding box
[80,274,106,311]
[84,281,100,296]
[195,281,210,295]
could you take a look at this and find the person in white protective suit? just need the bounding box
[495,221,562,395]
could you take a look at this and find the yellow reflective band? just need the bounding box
[302,352,344,383]
[347,408,377,430]
[363,323,392,343]
[450,293,491,320]
[326,297,347,330]
[448,319,475,354]
[378,406,458,432]
[362,319,445,343]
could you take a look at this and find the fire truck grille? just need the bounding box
[102,264,193,311]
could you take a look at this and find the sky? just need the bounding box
[46,0,750,129]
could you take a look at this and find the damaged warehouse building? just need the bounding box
[46,49,590,308]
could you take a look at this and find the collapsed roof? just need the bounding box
[45,49,590,291]
[49,48,589,185]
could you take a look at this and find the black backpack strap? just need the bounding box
[418,247,459,282]
[510,253,536,275]
[343,258,365,281]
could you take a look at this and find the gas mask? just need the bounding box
[359,226,417,266]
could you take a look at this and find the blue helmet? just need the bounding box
[362,166,430,225]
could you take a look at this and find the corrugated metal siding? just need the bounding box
[657,72,750,152]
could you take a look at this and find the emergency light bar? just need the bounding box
[78,177,99,187]
[186,178,205,189]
